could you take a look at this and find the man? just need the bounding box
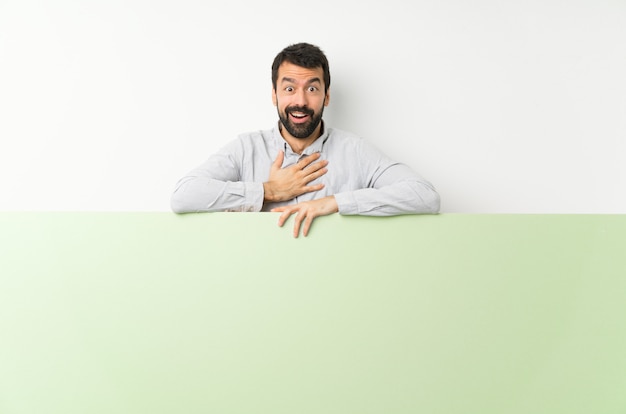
[171,42,440,237]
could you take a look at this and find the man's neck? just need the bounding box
[279,122,323,155]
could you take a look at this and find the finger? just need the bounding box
[292,211,305,238]
[302,183,325,193]
[302,215,315,237]
[306,167,328,181]
[298,152,321,168]
[302,159,328,173]
[276,209,294,228]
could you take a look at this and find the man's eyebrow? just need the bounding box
[280,77,322,85]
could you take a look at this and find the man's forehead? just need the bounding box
[278,62,324,83]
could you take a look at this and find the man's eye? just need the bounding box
[285,87,294,92]
[308,87,318,92]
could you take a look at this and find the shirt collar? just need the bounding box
[273,121,329,157]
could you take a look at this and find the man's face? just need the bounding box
[272,62,330,140]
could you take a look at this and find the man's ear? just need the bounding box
[272,87,277,106]
[324,89,330,107]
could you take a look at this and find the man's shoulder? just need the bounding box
[221,128,275,151]
[326,127,366,149]
[237,127,275,141]
[326,127,362,141]
[325,127,387,160]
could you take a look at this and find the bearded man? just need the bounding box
[171,43,440,237]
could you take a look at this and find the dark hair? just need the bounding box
[271,42,331,93]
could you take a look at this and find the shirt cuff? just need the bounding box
[334,191,358,215]
[245,182,265,212]
[223,181,265,212]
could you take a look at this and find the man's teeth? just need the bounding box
[292,113,307,118]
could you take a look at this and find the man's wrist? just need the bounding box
[263,182,275,202]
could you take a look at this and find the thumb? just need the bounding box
[272,150,285,170]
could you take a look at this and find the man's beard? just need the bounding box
[278,105,324,139]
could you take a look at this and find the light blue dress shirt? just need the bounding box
[171,124,440,215]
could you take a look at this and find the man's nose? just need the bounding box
[292,89,308,106]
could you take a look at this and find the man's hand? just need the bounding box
[271,196,339,238]
[263,151,328,202]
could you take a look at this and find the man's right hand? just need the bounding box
[263,150,329,202]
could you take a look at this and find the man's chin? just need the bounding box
[283,122,317,139]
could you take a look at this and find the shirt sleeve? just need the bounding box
[170,139,265,213]
[333,139,440,216]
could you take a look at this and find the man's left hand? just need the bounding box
[271,196,339,238]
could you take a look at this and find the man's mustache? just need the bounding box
[286,106,314,116]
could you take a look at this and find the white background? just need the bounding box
[1,0,624,213]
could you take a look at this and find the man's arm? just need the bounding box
[333,165,440,215]
[270,167,438,238]
[170,154,264,213]
[269,138,440,237]
[333,139,440,215]
[171,141,329,214]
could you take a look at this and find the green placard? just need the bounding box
[1,213,625,413]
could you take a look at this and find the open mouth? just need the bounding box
[289,112,310,123]
[286,107,314,124]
